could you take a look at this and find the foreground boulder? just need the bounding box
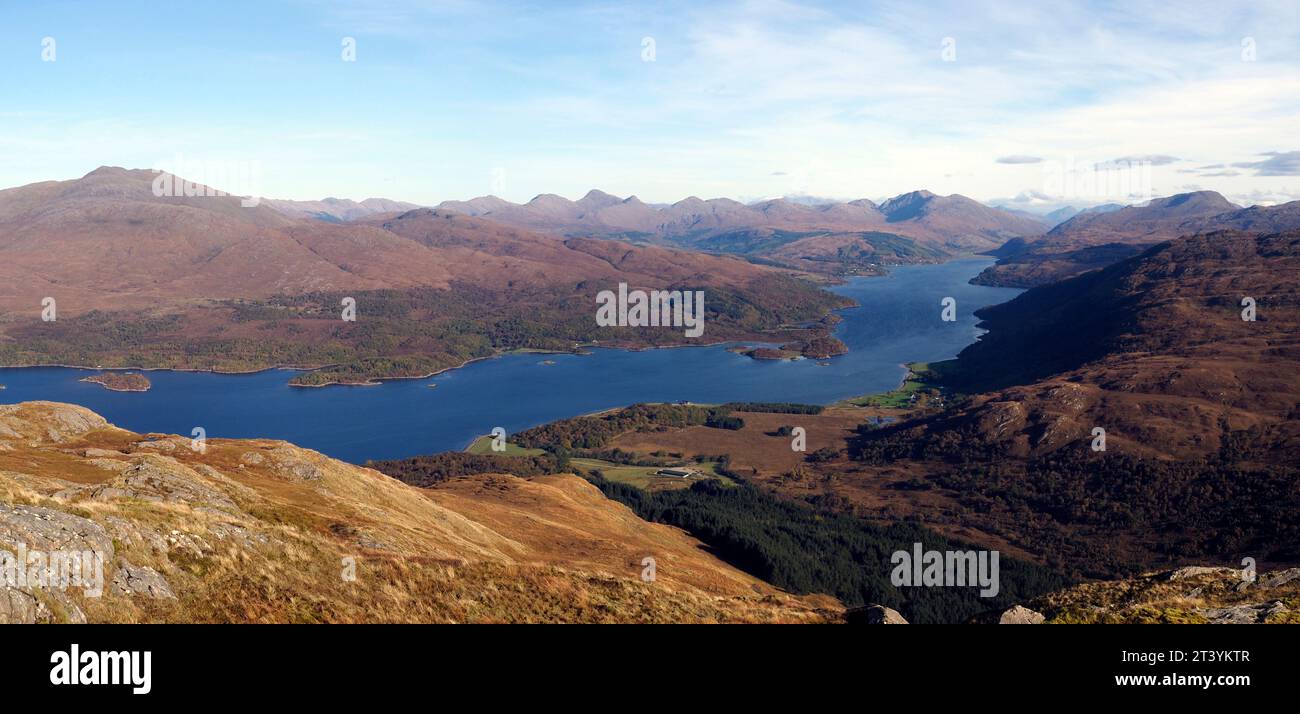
[847,604,908,624]
[998,605,1045,624]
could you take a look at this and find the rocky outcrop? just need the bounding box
[0,504,112,624]
[83,456,240,512]
[1200,601,1290,625]
[1029,566,1300,624]
[1167,566,1238,581]
[110,559,175,600]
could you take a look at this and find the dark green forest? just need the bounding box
[589,475,1066,624]
[849,419,1300,577]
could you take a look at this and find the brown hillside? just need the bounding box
[0,402,837,623]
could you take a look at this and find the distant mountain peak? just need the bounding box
[1153,190,1238,211]
[576,189,624,209]
[83,165,132,179]
[878,190,942,221]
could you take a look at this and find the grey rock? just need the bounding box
[88,456,238,511]
[110,559,176,600]
[998,605,1046,624]
[0,504,115,556]
[1200,601,1289,624]
[1166,566,1237,581]
[0,505,108,624]
[1260,568,1300,588]
[858,604,908,624]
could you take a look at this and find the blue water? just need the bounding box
[0,258,1020,463]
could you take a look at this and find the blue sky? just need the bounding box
[2,0,1299,208]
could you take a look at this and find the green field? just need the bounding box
[837,361,942,408]
[464,435,547,457]
[570,457,732,491]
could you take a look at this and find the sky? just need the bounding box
[2,0,1299,210]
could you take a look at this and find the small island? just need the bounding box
[80,372,152,392]
[733,336,849,362]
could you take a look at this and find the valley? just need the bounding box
[2,170,1298,626]
[355,229,1300,616]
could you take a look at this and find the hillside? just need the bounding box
[974,192,1300,287]
[0,169,849,384]
[0,401,837,623]
[839,230,1300,576]
[947,229,1300,456]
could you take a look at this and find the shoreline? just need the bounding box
[0,337,822,389]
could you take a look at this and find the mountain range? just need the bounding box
[421,188,1048,272]
[975,191,1300,287]
[261,196,422,223]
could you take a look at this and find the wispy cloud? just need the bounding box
[3,0,1300,205]
[1233,150,1300,176]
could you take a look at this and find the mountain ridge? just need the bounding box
[974,190,1300,287]
[419,186,1048,273]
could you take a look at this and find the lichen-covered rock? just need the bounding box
[0,504,115,556]
[111,559,176,600]
[87,456,239,511]
[0,585,87,624]
[0,505,108,624]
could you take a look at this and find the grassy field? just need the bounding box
[570,457,732,492]
[837,362,943,408]
[464,435,547,457]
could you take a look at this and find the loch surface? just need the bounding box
[0,258,1021,463]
